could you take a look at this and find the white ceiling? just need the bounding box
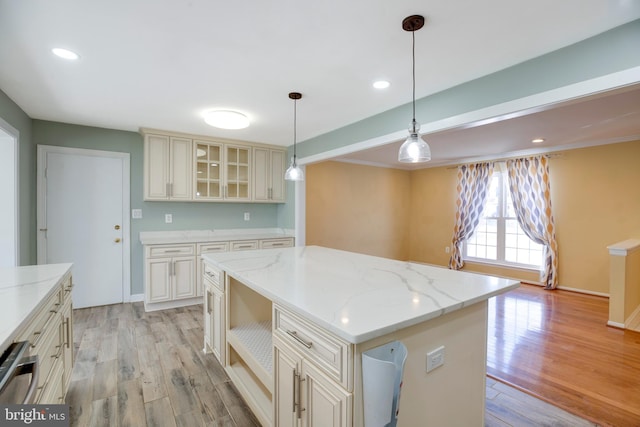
[1,1,639,164]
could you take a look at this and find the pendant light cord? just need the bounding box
[293,98,297,160]
[411,28,416,128]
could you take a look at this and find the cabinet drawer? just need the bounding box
[198,242,229,254]
[18,290,62,351]
[274,305,351,389]
[230,240,258,251]
[259,238,293,249]
[149,244,195,257]
[203,264,224,292]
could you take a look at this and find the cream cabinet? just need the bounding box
[253,147,286,202]
[144,134,193,201]
[197,242,229,297]
[142,128,285,203]
[15,271,74,404]
[203,264,225,364]
[274,337,352,427]
[145,244,196,304]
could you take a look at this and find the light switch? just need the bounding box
[165,214,173,224]
[132,209,142,219]
[244,212,250,221]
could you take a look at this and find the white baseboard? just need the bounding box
[128,293,145,303]
[143,296,203,312]
[624,304,640,331]
[607,320,625,329]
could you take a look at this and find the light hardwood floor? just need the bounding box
[487,284,640,427]
[67,301,596,426]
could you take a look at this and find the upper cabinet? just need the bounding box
[142,129,285,203]
[144,134,193,201]
[253,147,286,203]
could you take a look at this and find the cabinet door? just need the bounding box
[274,340,301,427]
[211,287,225,364]
[253,147,270,201]
[204,286,213,352]
[147,257,172,302]
[144,134,170,200]
[61,299,74,391]
[225,145,251,200]
[301,360,352,427]
[195,141,223,200]
[270,149,286,202]
[169,137,193,200]
[173,256,196,299]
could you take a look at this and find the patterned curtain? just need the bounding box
[449,162,494,270]
[506,156,559,289]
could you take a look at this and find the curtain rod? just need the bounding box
[445,153,563,170]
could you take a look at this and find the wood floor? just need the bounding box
[487,284,640,427]
[67,299,597,427]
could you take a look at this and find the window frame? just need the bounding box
[463,165,543,271]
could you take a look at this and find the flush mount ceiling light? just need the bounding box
[284,92,304,181]
[398,15,431,163]
[203,110,250,129]
[52,48,79,60]
[373,80,390,89]
[531,138,545,144]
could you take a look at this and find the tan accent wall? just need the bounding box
[305,161,410,260]
[305,140,640,294]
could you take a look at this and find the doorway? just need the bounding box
[37,145,130,308]
[0,118,18,268]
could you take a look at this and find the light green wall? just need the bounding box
[32,120,280,295]
[296,19,640,159]
[0,89,35,265]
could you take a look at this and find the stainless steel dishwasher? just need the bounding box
[0,341,39,404]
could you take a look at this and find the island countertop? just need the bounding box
[202,246,519,344]
[0,263,73,354]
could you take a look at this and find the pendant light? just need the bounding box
[284,92,304,181]
[398,15,431,163]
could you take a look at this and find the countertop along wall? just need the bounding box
[32,120,283,295]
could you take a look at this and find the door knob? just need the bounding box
[115,238,121,243]
[114,225,121,230]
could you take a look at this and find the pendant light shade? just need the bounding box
[398,15,431,163]
[285,92,304,181]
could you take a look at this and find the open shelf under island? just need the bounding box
[202,246,519,427]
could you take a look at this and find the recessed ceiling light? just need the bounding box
[531,138,545,144]
[52,48,80,60]
[203,110,250,129]
[373,80,390,89]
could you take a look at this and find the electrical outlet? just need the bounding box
[426,346,445,372]
[445,246,450,253]
[132,209,142,219]
[165,214,173,224]
[244,212,250,221]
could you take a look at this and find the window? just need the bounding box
[464,165,544,269]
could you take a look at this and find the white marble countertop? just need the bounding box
[0,263,72,354]
[203,246,519,344]
[139,227,294,245]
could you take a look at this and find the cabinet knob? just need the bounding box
[114,224,121,230]
[115,238,121,243]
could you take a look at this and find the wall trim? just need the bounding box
[129,293,145,303]
[0,116,19,267]
[607,320,625,329]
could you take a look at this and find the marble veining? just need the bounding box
[203,246,518,344]
[0,263,72,353]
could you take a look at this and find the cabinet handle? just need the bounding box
[164,250,182,253]
[170,183,174,196]
[169,262,174,277]
[207,291,212,314]
[292,369,298,413]
[65,317,71,349]
[286,330,313,349]
[166,183,170,197]
[270,243,284,247]
[297,374,305,419]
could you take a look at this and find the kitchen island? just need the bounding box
[202,246,518,426]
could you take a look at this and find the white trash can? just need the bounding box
[362,341,408,427]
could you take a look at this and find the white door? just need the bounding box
[0,119,18,268]
[38,146,130,309]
